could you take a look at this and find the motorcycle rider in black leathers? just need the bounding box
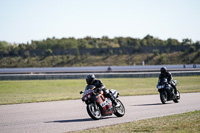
[86,74,120,107]
[159,67,178,95]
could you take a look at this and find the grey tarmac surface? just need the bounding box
[0,93,200,133]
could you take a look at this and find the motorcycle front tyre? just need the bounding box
[114,99,125,117]
[87,103,101,120]
[160,91,167,104]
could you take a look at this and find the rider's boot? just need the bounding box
[174,86,178,96]
[171,83,178,96]
[105,91,120,107]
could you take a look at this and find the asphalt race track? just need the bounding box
[0,93,200,133]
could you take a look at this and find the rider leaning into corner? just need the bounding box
[86,74,120,107]
[159,67,178,95]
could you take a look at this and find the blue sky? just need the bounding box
[0,0,200,44]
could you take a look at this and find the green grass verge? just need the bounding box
[0,76,200,105]
[69,110,200,133]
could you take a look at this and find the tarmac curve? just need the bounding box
[0,93,200,133]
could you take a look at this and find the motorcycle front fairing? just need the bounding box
[110,89,119,98]
[157,84,165,91]
[157,79,166,92]
[157,78,171,91]
[157,83,173,94]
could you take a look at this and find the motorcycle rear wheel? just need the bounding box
[114,99,125,117]
[160,91,167,104]
[87,103,101,120]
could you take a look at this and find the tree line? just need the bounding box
[0,35,200,57]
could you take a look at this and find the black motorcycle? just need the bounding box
[157,78,180,104]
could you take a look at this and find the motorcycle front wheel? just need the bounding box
[87,103,101,120]
[114,99,125,117]
[160,91,167,104]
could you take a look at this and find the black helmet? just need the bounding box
[160,67,167,74]
[86,74,95,85]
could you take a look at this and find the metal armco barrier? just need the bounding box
[0,71,200,80]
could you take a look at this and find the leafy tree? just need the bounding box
[23,51,30,58]
[45,49,53,56]
[101,36,110,41]
[18,44,27,50]
[140,39,147,46]
[143,34,154,46]
[77,39,89,49]
[153,49,160,56]
[182,38,192,45]
[0,41,11,50]
[167,38,180,46]
[109,49,114,55]
[115,37,126,47]
[188,46,196,53]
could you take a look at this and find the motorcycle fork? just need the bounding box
[93,101,98,111]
